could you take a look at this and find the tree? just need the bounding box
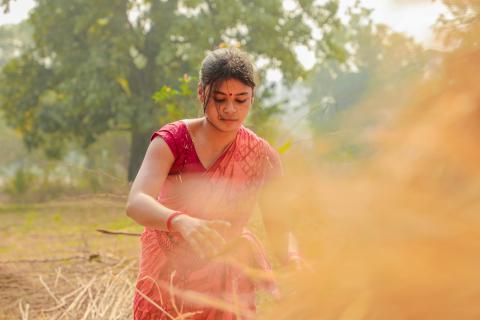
[0,0,349,181]
[435,0,479,50]
[305,2,428,160]
[0,22,32,67]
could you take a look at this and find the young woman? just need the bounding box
[126,48,300,319]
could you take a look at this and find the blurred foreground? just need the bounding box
[260,43,480,319]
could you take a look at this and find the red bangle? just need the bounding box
[166,211,185,232]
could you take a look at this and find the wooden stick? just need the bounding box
[96,229,141,236]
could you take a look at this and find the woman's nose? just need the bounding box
[224,99,236,113]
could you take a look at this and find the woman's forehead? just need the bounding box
[214,79,252,95]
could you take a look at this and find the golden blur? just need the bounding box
[258,34,480,320]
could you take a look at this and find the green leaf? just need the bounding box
[277,140,293,154]
[116,77,131,97]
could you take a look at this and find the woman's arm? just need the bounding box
[126,136,230,258]
[125,137,176,230]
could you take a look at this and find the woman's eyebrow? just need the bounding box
[213,91,249,96]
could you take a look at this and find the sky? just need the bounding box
[0,0,35,24]
[339,0,448,46]
[1,0,448,69]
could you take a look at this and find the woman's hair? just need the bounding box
[199,47,256,111]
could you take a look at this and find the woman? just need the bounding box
[126,48,300,320]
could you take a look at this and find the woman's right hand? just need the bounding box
[171,214,231,259]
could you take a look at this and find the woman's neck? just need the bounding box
[200,116,239,146]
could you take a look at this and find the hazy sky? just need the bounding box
[339,0,448,46]
[0,0,35,25]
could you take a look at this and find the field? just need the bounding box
[0,197,142,319]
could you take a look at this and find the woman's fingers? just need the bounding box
[200,230,220,257]
[191,228,218,258]
[199,226,228,258]
[184,219,232,259]
[186,233,206,259]
[203,227,227,254]
[208,220,231,230]
[206,220,231,254]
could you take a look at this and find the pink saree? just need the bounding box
[133,120,282,320]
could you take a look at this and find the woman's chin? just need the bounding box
[217,119,242,131]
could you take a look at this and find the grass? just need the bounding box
[0,197,143,319]
[1,197,142,261]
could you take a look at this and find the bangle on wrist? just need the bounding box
[166,211,185,232]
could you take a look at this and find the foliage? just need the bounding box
[152,73,198,121]
[306,2,428,161]
[0,21,32,67]
[3,166,36,200]
[0,0,12,13]
[0,117,130,203]
[435,0,479,50]
[0,0,351,180]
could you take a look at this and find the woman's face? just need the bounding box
[199,78,254,132]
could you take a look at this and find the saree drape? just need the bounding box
[133,121,282,320]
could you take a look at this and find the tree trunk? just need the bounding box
[127,127,152,182]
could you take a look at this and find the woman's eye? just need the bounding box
[213,98,248,104]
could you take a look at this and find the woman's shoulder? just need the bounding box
[151,118,200,140]
[156,119,186,133]
[150,119,191,159]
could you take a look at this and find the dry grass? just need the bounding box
[0,197,141,319]
[16,259,137,320]
[257,44,480,319]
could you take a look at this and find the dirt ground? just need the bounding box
[0,197,142,319]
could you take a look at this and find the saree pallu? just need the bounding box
[133,121,282,320]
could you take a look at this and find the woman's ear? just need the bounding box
[197,83,204,103]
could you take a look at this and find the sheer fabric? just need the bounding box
[133,120,282,320]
